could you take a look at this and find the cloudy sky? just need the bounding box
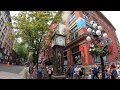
[10,11,120,43]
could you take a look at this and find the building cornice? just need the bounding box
[98,11,116,31]
[64,33,87,49]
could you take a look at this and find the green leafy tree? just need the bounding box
[13,41,29,61]
[11,11,61,65]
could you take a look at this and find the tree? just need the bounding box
[13,41,29,62]
[11,11,61,66]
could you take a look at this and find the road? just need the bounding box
[0,64,24,79]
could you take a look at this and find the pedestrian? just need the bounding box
[104,65,111,79]
[33,64,38,79]
[111,64,118,79]
[73,65,81,79]
[116,65,120,76]
[23,62,29,79]
[88,66,93,79]
[37,63,44,79]
[29,63,34,79]
[69,65,74,79]
[66,66,70,79]
[47,65,53,79]
[92,64,99,79]
[81,67,85,79]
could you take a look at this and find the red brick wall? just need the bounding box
[65,11,120,66]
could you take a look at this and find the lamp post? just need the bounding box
[86,20,111,79]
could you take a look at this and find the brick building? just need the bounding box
[39,11,120,75]
[64,11,119,66]
[0,11,14,63]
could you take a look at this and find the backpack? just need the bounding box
[37,69,42,78]
[111,70,118,79]
[93,68,98,74]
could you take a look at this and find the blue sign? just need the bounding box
[76,18,86,29]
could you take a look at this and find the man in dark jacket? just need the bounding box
[92,65,99,79]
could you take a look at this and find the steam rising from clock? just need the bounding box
[62,11,72,22]
[59,23,66,35]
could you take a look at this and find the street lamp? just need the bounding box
[86,20,111,79]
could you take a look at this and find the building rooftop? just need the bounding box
[98,11,116,31]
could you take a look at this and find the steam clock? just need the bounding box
[51,23,66,76]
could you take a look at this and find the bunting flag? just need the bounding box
[109,45,113,53]
[76,17,86,29]
[80,46,85,57]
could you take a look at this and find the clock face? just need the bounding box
[56,36,65,46]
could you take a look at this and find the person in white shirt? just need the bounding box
[23,63,30,79]
[74,65,81,79]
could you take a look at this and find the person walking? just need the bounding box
[47,65,53,79]
[69,65,74,79]
[92,64,99,79]
[33,64,38,79]
[66,66,70,79]
[37,63,44,79]
[105,65,111,79]
[23,62,30,79]
[111,64,118,79]
[88,66,93,79]
[73,65,81,79]
[29,63,34,79]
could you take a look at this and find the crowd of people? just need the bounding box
[23,61,120,79]
[65,64,120,79]
[23,62,53,79]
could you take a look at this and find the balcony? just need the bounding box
[68,15,77,31]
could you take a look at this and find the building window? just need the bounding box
[1,32,5,40]
[3,25,7,33]
[68,12,77,29]
[0,40,2,47]
[102,56,108,63]
[64,51,67,66]
[90,11,94,14]
[92,16,98,24]
[1,18,4,27]
[71,46,82,65]
[93,55,101,64]
[93,55,107,64]
[82,11,91,22]
[70,25,78,41]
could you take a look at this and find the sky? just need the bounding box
[10,11,120,43]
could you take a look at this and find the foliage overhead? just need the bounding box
[11,11,61,63]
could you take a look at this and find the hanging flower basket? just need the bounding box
[88,44,110,56]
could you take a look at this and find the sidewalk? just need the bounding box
[0,71,23,79]
[52,75,66,79]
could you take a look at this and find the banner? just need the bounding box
[76,17,86,29]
